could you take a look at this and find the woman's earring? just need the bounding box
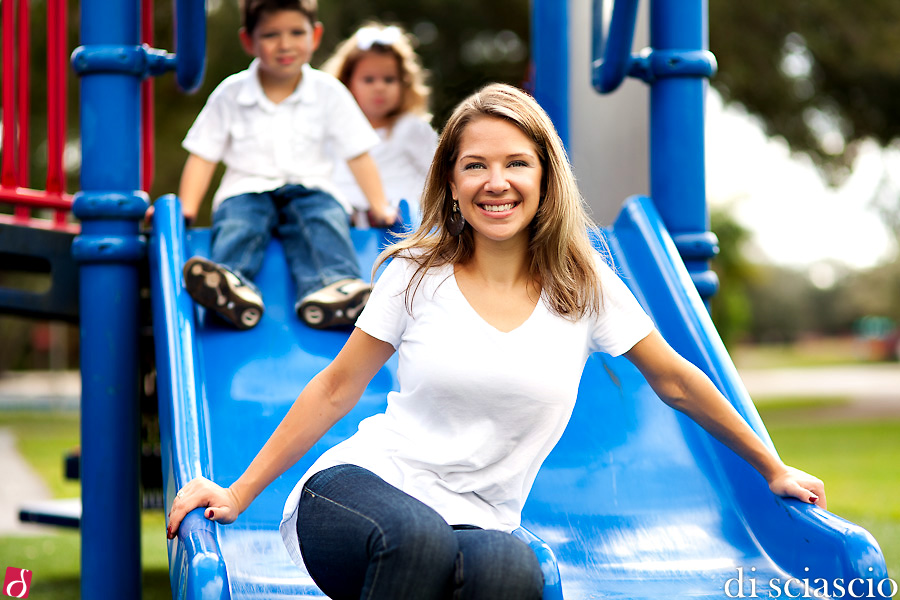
[448,200,466,236]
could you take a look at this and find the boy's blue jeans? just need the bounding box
[209,184,362,303]
[296,464,544,600]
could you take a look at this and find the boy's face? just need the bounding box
[239,10,322,85]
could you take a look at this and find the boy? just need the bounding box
[177,0,396,330]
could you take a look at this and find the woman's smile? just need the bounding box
[478,202,521,213]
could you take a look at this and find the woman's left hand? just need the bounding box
[768,466,827,510]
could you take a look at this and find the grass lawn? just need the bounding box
[0,514,171,599]
[0,410,171,598]
[732,337,872,369]
[756,401,900,582]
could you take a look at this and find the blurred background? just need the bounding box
[1,0,899,596]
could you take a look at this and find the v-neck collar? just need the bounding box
[448,265,543,335]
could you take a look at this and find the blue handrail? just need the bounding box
[591,0,640,93]
[174,0,207,92]
[592,0,716,93]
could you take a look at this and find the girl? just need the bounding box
[322,23,438,228]
[167,84,826,600]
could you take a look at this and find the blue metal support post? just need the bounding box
[648,0,719,297]
[530,0,570,149]
[71,0,148,596]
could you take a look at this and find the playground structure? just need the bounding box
[0,0,892,598]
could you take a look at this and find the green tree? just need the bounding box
[844,260,900,324]
[709,207,755,347]
[742,263,866,344]
[744,266,817,344]
[709,0,900,185]
[708,1,900,347]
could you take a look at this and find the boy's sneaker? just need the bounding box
[182,256,265,330]
[297,279,372,329]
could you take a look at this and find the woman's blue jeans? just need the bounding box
[297,465,544,600]
[210,185,362,302]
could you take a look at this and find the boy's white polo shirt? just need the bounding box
[183,59,379,212]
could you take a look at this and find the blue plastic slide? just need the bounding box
[149,194,889,599]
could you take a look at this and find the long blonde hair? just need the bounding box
[376,83,606,320]
[321,22,431,120]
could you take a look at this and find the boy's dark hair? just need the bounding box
[240,0,317,34]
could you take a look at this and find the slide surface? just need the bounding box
[148,194,888,600]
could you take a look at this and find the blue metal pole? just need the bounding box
[71,0,147,596]
[530,0,570,149]
[649,0,719,297]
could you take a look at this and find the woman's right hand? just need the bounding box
[166,476,243,539]
[767,465,827,510]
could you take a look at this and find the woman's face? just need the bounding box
[348,52,403,128]
[448,116,543,247]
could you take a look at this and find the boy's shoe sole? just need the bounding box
[182,256,265,330]
[297,279,372,329]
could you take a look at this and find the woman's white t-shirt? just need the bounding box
[279,253,654,568]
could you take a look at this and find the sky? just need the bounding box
[704,90,898,274]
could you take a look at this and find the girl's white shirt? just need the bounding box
[279,253,654,569]
[329,113,438,226]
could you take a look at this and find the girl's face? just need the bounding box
[448,116,543,248]
[348,52,404,128]
[240,10,322,88]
